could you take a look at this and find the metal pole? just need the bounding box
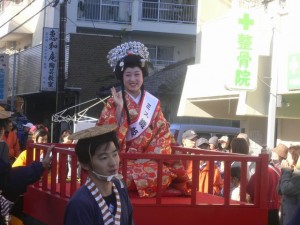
[55,0,67,142]
[73,91,78,133]
[11,52,17,112]
[266,14,281,149]
[58,0,66,112]
[51,115,54,143]
[43,0,47,28]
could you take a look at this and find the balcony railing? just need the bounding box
[151,59,177,66]
[77,0,197,25]
[77,0,132,24]
[140,1,197,24]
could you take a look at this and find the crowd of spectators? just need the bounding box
[180,128,300,225]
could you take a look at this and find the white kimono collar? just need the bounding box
[125,90,141,104]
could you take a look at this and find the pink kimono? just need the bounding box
[97,91,175,197]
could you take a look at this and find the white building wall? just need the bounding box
[277,119,300,146]
[31,2,58,47]
[179,0,300,149]
[66,0,79,34]
[12,0,45,33]
[275,0,300,95]
[132,34,195,62]
[0,0,59,50]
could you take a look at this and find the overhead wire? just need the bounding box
[46,0,79,28]
[0,0,96,42]
[0,0,36,29]
[0,0,55,41]
[49,0,98,31]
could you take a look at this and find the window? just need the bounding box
[142,0,158,20]
[101,0,119,21]
[147,44,175,65]
[82,0,119,21]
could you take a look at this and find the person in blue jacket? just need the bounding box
[288,200,300,225]
[0,145,53,224]
[0,106,53,201]
[63,124,134,225]
[1,145,52,196]
[0,106,53,225]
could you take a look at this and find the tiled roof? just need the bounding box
[144,57,195,96]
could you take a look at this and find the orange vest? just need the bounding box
[2,131,20,158]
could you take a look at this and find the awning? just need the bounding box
[179,63,300,120]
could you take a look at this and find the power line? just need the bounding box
[0,0,36,29]
[48,0,105,34]
[0,0,54,41]
[47,0,79,28]
[0,0,78,42]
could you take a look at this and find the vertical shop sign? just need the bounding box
[0,54,9,102]
[287,53,300,90]
[226,12,258,91]
[41,27,59,91]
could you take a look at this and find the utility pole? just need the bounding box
[55,0,67,142]
[267,21,280,149]
[11,52,17,112]
[266,0,286,149]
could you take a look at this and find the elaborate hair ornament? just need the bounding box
[107,41,150,70]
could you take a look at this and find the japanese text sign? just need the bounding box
[226,11,258,91]
[41,27,59,91]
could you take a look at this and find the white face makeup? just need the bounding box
[123,67,143,98]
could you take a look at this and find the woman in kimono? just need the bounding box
[97,42,175,197]
[63,124,133,225]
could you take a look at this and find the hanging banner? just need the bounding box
[225,11,258,91]
[0,54,9,103]
[41,27,59,91]
[287,53,300,90]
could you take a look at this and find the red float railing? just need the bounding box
[24,143,269,225]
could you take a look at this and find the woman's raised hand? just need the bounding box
[111,87,123,109]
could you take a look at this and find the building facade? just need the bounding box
[179,0,300,153]
[0,0,198,129]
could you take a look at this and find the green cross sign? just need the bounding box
[239,13,254,30]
